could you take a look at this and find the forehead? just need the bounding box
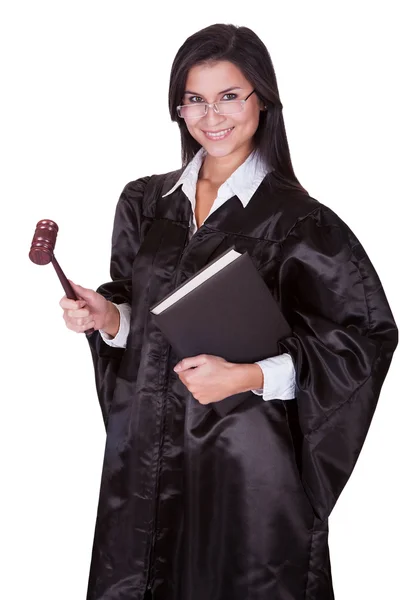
[185,60,249,93]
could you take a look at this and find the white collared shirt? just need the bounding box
[163,147,269,235]
[100,148,296,401]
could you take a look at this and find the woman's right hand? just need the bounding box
[59,281,120,337]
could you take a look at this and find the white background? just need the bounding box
[1,1,398,598]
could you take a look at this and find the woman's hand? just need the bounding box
[174,354,263,404]
[59,281,120,337]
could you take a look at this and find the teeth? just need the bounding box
[205,128,233,138]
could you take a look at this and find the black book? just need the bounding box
[150,248,292,416]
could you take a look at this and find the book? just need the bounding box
[150,248,292,416]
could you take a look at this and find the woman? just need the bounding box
[60,24,397,600]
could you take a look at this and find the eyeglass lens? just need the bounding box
[179,101,244,118]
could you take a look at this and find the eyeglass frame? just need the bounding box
[176,89,259,119]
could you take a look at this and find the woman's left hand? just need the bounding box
[173,354,263,404]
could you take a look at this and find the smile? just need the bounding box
[203,127,234,141]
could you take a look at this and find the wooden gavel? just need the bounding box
[29,219,94,335]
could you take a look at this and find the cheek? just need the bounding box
[237,110,261,135]
[185,121,196,136]
[184,121,203,143]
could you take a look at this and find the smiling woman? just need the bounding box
[58,22,398,600]
[180,64,264,158]
[178,65,267,227]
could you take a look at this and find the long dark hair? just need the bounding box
[168,24,307,194]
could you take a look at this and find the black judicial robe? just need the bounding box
[86,169,397,600]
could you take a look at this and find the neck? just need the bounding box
[199,144,254,187]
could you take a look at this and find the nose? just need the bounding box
[201,104,227,128]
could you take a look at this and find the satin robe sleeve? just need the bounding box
[277,205,398,521]
[87,176,150,427]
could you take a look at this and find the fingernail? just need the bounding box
[174,365,181,372]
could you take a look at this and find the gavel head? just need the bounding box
[29,219,59,265]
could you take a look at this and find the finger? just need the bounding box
[60,297,86,310]
[67,308,90,319]
[72,315,94,327]
[174,354,208,373]
[179,370,195,385]
[178,374,194,393]
[66,320,95,333]
[81,320,95,332]
[63,310,92,324]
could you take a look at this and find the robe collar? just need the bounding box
[161,147,269,214]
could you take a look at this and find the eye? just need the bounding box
[188,96,204,104]
[222,93,237,101]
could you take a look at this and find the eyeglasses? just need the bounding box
[177,89,257,119]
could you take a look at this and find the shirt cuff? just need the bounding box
[251,353,296,401]
[99,302,131,348]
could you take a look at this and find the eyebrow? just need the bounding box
[183,86,243,96]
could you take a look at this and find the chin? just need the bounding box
[202,143,237,158]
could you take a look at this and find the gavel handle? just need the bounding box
[51,255,95,335]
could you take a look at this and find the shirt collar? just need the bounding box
[162,147,269,207]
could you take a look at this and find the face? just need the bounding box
[181,60,265,160]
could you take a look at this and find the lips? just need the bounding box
[202,127,234,141]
